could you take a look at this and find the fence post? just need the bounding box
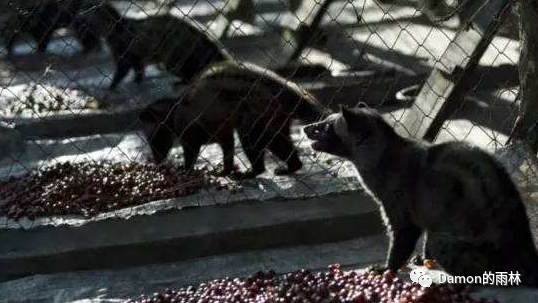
[287,0,335,63]
[509,0,538,152]
[394,0,512,141]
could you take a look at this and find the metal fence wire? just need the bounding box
[0,0,536,235]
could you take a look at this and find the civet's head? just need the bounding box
[139,98,178,164]
[303,103,395,159]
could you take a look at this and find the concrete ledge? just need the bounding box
[0,124,25,160]
[14,108,142,140]
[0,236,388,303]
[3,235,538,303]
[0,191,383,282]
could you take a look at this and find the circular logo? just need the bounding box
[410,268,425,283]
[418,275,433,287]
[409,268,432,287]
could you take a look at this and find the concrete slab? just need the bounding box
[0,236,388,303]
[0,191,383,282]
[0,124,24,161]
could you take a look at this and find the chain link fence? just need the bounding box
[0,0,537,290]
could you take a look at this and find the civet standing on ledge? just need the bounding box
[304,104,538,287]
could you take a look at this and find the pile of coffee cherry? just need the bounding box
[128,265,498,303]
[0,161,228,220]
[6,83,99,116]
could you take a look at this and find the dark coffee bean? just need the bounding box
[126,265,490,303]
[0,161,232,220]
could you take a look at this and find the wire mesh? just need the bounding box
[0,0,536,259]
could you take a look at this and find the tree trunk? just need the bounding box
[509,0,538,152]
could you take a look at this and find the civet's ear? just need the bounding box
[357,102,368,108]
[340,105,356,124]
[341,105,368,130]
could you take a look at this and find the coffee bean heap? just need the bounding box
[128,265,498,303]
[0,162,228,220]
[5,83,99,116]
